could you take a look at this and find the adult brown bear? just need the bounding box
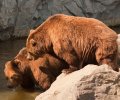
[26,14,119,73]
[4,47,68,90]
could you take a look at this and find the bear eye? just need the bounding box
[11,74,19,80]
[30,39,37,47]
[32,42,37,47]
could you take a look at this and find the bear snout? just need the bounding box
[6,74,21,89]
[7,82,15,88]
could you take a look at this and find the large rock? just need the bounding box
[35,64,120,100]
[0,0,120,40]
[117,34,120,64]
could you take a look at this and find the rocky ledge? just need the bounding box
[35,64,120,100]
[0,0,120,40]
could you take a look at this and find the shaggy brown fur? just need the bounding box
[26,14,119,73]
[4,47,68,90]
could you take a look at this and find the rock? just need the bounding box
[35,64,120,100]
[117,34,120,64]
[0,0,120,40]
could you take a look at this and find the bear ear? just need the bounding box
[11,59,20,69]
[30,29,35,34]
[18,47,27,55]
[30,39,37,47]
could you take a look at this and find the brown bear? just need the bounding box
[26,14,119,73]
[4,47,68,90]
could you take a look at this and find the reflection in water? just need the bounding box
[0,39,39,100]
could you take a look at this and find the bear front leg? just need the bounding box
[38,67,55,90]
[61,52,79,74]
[53,40,79,74]
[96,42,119,72]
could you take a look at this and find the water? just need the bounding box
[0,39,40,100]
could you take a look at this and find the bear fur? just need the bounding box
[4,47,68,90]
[26,14,119,73]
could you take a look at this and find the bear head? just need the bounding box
[26,29,52,60]
[4,48,34,89]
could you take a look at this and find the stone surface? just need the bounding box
[0,0,120,40]
[117,34,120,63]
[35,64,120,100]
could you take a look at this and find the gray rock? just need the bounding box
[35,64,120,100]
[117,34,120,64]
[0,0,120,40]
